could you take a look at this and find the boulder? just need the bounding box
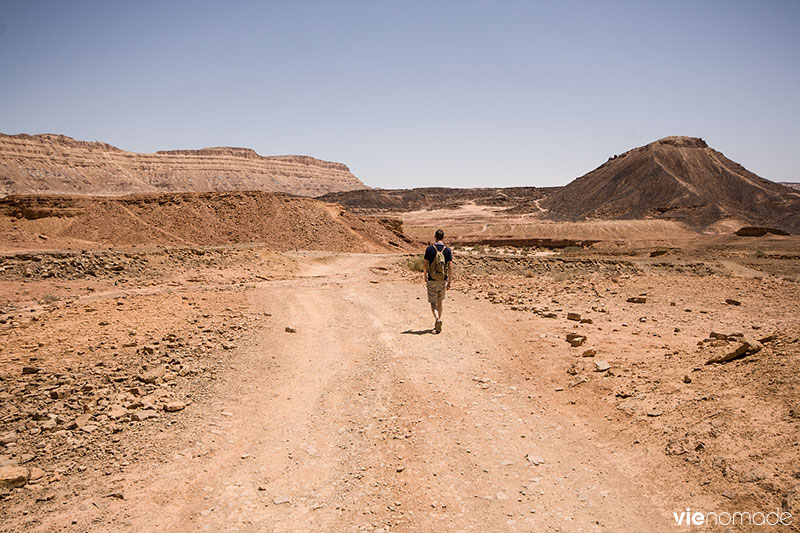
[706,338,762,364]
[163,401,186,412]
[0,432,18,446]
[594,361,611,372]
[0,466,28,490]
[138,365,166,384]
[131,409,158,421]
[107,405,127,420]
[566,333,586,347]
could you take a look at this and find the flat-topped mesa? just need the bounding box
[156,147,263,159]
[155,148,351,171]
[0,133,365,197]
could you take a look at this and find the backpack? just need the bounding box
[429,245,447,280]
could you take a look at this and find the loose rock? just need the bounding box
[594,361,611,372]
[0,466,28,490]
[163,401,186,412]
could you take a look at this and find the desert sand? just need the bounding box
[1,134,798,532]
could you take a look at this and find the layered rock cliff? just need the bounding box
[0,133,367,197]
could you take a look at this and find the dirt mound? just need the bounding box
[0,191,413,252]
[0,133,366,197]
[318,186,558,212]
[543,136,800,232]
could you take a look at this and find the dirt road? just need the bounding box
[36,253,675,532]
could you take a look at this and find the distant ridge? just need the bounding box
[0,133,367,197]
[781,182,800,192]
[543,136,800,232]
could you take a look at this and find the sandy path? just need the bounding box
[69,254,673,532]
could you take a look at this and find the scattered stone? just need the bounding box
[594,361,611,372]
[105,492,125,500]
[525,453,545,466]
[138,365,166,384]
[566,333,586,347]
[285,327,297,333]
[582,349,596,357]
[0,466,28,490]
[0,432,18,446]
[740,468,767,483]
[163,401,186,412]
[107,405,127,420]
[646,409,663,417]
[664,438,690,456]
[706,338,762,364]
[725,299,741,306]
[131,409,158,421]
[683,375,692,384]
[721,489,737,500]
[28,467,45,483]
[273,496,290,505]
[567,312,581,321]
[568,376,587,388]
[22,366,41,375]
[627,296,647,304]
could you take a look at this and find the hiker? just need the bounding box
[423,229,453,333]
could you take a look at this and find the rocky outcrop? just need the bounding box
[735,226,790,237]
[0,133,367,197]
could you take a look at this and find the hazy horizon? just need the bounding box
[1,1,798,187]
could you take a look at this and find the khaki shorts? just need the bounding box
[427,279,447,304]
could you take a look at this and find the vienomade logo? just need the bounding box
[673,507,793,527]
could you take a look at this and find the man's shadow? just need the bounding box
[401,328,435,335]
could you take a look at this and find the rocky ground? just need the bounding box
[0,246,292,529]
[393,243,800,529]
[0,238,798,532]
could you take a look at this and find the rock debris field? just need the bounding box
[1,238,799,532]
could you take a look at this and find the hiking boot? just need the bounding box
[435,319,442,333]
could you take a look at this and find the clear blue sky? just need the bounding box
[1,1,798,188]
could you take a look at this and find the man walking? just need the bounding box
[423,229,453,333]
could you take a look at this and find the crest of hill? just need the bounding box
[0,133,366,197]
[543,136,800,233]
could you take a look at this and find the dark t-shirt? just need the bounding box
[424,243,453,281]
